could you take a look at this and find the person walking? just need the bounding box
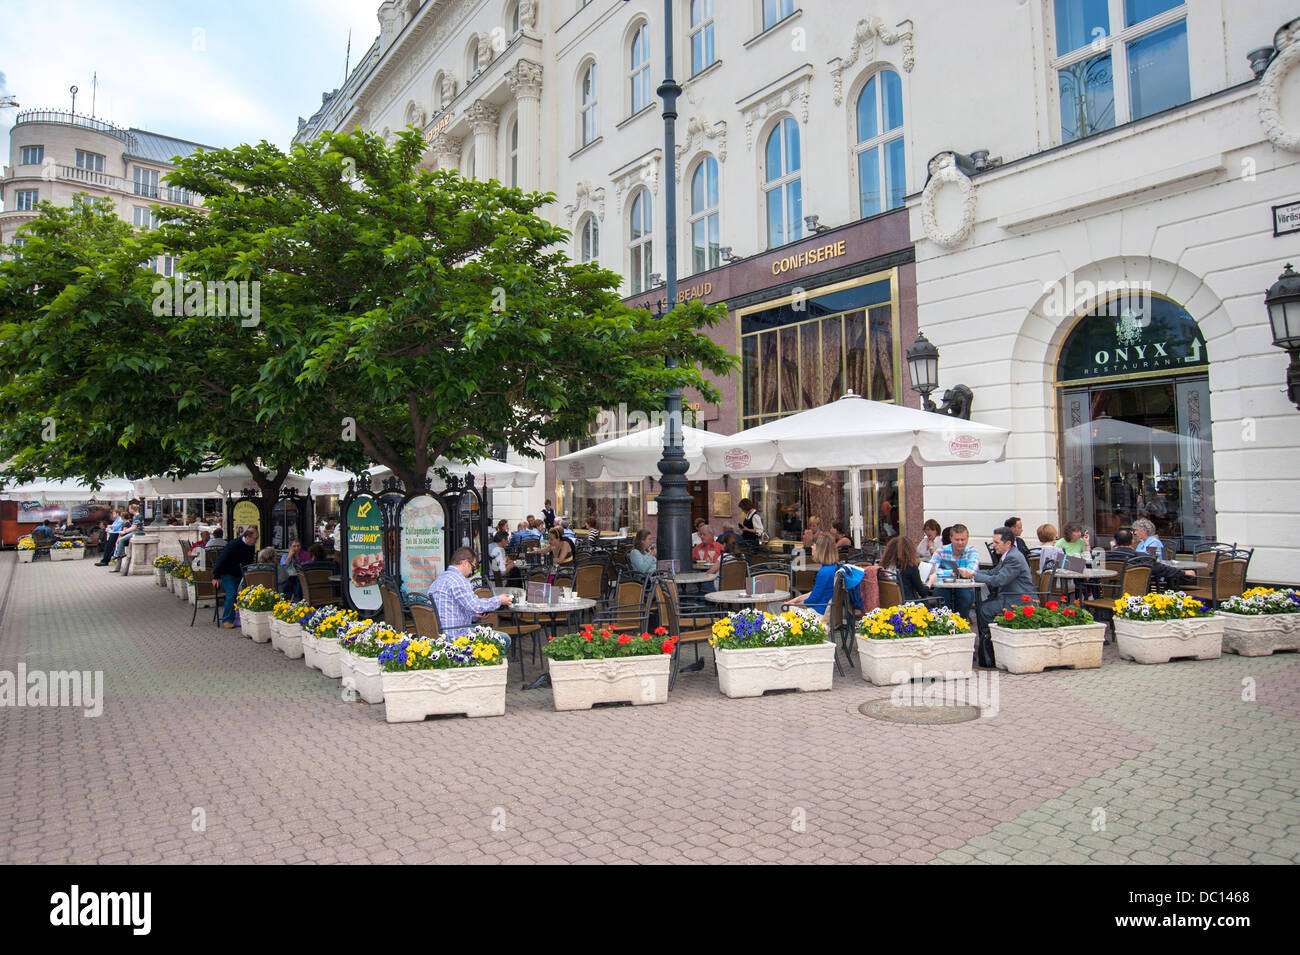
[213,526,259,629]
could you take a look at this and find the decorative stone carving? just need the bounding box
[1259,40,1300,152]
[830,17,916,105]
[506,59,544,100]
[467,100,499,132]
[519,0,537,31]
[612,152,662,211]
[430,133,463,170]
[675,114,728,180]
[476,32,494,71]
[740,72,811,149]
[920,152,977,249]
[440,72,458,108]
[404,100,426,128]
[563,180,607,225]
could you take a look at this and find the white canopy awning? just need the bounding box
[553,425,730,482]
[701,392,1011,546]
[302,467,357,497]
[366,457,538,492]
[135,466,313,499]
[0,476,136,503]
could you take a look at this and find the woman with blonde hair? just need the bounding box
[786,533,841,615]
[801,516,823,549]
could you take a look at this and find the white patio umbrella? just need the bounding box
[553,425,731,482]
[303,467,357,497]
[367,457,539,491]
[701,391,1012,547]
[0,476,135,502]
[135,465,312,499]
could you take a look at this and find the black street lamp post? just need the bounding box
[654,0,692,570]
[906,331,941,412]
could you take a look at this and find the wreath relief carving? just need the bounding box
[920,153,977,249]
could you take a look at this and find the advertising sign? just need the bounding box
[346,496,383,611]
[399,495,446,596]
[231,500,262,543]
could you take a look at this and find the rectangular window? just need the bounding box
[690,0,716,75]
[133,206,158,230]
[20,145,44,165]
[15,190,39,211]
[762,0,795,31]
[75,149,106,173]
[1053,0,1187,143]
[133,166,160,198]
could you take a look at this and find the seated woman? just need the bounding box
[830,521,853,549]
[545,526,575,567]
[880,535,934,602]
[1055,522,1091,557]
[785,534,840,615]
[627,529,656,577]
[1036,523,1065,569]
[584,516,601,547]
[800,516,823,549]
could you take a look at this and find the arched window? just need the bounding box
[508,118,519,188]
[763,117,802,249]
[628,189,653,293]
[689,155,720,274]
[579,215,599,264]
[580,62,599,146]
[629,23,651,114]
[689,0,716,76]
[509,2,521,36]
[469,41,481,77]
[854,69,905,218]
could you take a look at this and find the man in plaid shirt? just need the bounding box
[933,524,980,618]
[427,547,513,640]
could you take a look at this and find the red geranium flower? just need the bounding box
[1003,610,1014,620]
[1045,601,1058,610]
[654,626,668,636]
[617,634,632,644]
[641,633,651,640]
[1020,595,1032,602]
[1022,606,1034,616]
[1064,608,1076,616]
[584,633,592,642]
[661,639,675,654]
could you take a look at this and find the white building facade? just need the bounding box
[296,1,1300,582]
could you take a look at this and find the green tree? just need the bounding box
[161,127,736,490]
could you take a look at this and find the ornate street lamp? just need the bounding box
[906,331,941,412]
[1266,263,1300,410]
[653,0,692,570]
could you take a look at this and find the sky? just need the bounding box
[0,0,381,158]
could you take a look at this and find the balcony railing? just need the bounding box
[15,109,132,143]
[6,164,194,205]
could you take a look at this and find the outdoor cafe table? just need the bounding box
[1165,559,1208,570]
[1051,568,1119,580]
[495,591,597,689]
[704,589,792,609]
[674,571,717,587]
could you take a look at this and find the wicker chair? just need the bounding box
[190,567,220,627]
[409,600,442,640]
[718,557,748,593]
[241,563,278,591]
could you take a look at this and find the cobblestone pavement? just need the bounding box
[1,553,1297,864]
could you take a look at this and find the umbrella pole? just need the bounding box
[850,468,864,550]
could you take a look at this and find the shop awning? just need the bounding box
[554,425,731,482]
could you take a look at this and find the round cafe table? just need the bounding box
[1164,559,1207,570]
[674,571,717,587]
[704,589,792,608]
[1051,568,1118,580]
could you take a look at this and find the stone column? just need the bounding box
[506,60,543,191]
[467,101,499,182]
[431,133,462,172]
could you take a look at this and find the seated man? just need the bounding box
[934,523,980,618]
[427,548,513,641]
[691,526,724,592]
[1109,528,1194,587]
[109,501,145,565]
[487,531,520,585]
[963,526,1034,636]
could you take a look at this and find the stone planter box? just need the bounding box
[856,632,975,686]
[316,637,342,678]
[177,580,191,601]
[167,575,177,593]
[301,632,321,670]
[547,654,672,711]
[50,548,84,561]
[340,650,384,704]
[17,550,34,563]
[989,623,1106,674]
[154,567,167,586]
[381,662,508,722]
[1115,616,1224,664]
[244,609,273,644]
[715,641,837,698]
[271,621,304,659]
[1219,612,1300,657]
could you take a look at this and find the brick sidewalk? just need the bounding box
[1,553,1296,864]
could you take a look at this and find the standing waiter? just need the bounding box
[738,498,764,544]
[541,500,556,531]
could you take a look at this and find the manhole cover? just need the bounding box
[858,699,981,724]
